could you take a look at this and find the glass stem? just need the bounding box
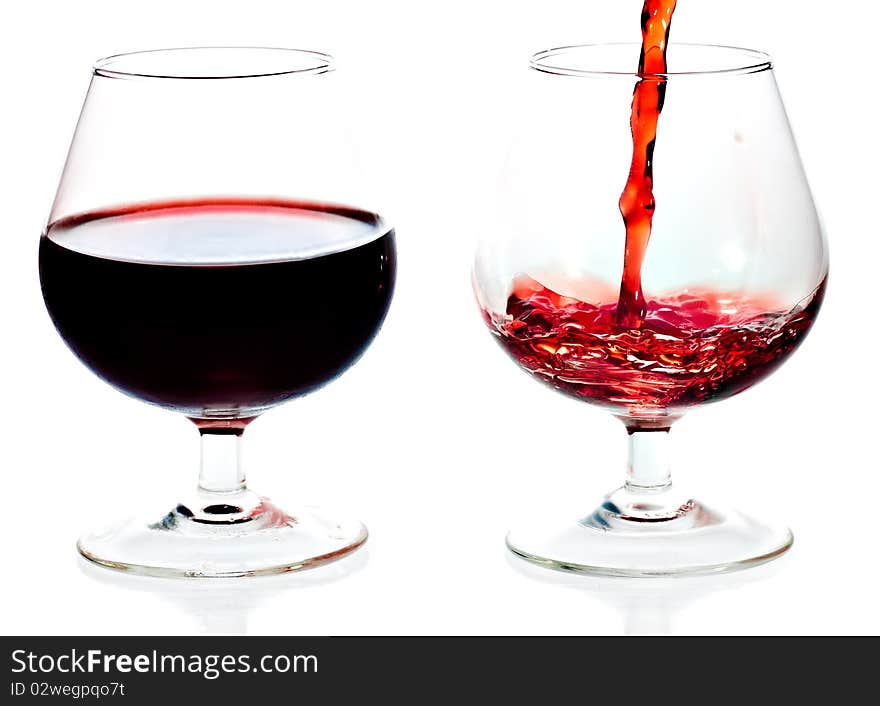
[198,428,246,495]
[625,428,672,493]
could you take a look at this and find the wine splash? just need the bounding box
[484,275,825,416]
[616,0,678,328]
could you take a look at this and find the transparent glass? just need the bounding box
[40,48,396,577]
[473,44,828,577]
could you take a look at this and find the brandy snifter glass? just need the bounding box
[473,44,827,577]
[40,48,396,577]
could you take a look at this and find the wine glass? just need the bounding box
[473,43,827,577]
[40,48,396,577]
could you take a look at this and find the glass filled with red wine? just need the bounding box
[40,48,395,577]
[473,42,827,576]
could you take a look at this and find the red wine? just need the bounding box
[481,5,825,420]
[40,198,395,420]
[617,0,677,328]
[484,275,825,417]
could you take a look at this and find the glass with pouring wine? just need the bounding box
[473,2,827,576]
[40,49,396,577]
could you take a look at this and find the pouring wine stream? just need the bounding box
[616,0,677,330]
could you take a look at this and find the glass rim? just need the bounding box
[530,42,773,78]
[93,46,334,80]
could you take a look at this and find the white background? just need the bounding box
[0,0,876,635]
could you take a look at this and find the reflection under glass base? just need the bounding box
[506,486,792,578]
[78,490,367,578]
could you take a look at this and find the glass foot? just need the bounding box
[506,486,792,578]
[78,489,367,578]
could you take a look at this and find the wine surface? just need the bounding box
[40,199,396,419]
[484,276,825,416]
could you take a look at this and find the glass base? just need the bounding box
[78,489,367,578]
[506,486,792,578]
